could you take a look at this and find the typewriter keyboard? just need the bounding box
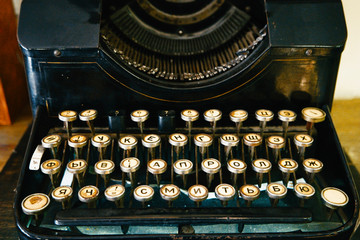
[19,107,353,236]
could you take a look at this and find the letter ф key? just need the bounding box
[41,159,62,188]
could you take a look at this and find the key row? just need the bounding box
[58,107,327,138]
[21,184,349,220]
[42,132,315,162]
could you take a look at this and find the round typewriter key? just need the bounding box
[204,109,222,135]
[215,183,236,206]
[92,134,111,160]
[94,160,115,187]
[119,135,138,158]
[169,133,188,157]
[58,110,77,138]
[142,134,161,160]
[302,107,326,135]
[188,184,208,207]
[21,193,50,220]
[79,109,97,136]
[201,158,221,188]
[278,110,297,140]
[134,185,154,207]
[194,133,213,158]
[294,134,313,161]
[252,159,272,188]
[174,159,193,187]
[78,185,99,208]
[67,159,87,188]
[131,109,149,134]
[52,186,73,209]
[148,159,167,186]
[120,157,141,185]
[303,158,323,184]
[105,184,125,208]
[255,109,274,136]
[160,184,180,206]
[243,133,262,161]
[321,187,349,220]
[41,134,61,158]
[220,134,239,160]
[267,183,287,207]
[227,159,247,185]
[239,184,260,207]
[266,136,285,162]
[68,135,87,159]
[278,158,298,186]
[41,159,62,188]
[229,109,248,135]
[181,109,199,139]
[294,183,315,207]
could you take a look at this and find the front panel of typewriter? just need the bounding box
[15,0,358,239]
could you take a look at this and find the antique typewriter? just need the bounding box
[14,0,359,239]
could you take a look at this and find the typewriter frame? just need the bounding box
[15,0,359,239]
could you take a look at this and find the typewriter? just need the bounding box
[14,0,359,239]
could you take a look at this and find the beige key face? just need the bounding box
[302,107,326,123]
[80,109,97,118]
[303,158,323,173]
[174,159,193,175]
[294,134,313,146]
[78,185,99,202]
[181,109,199,121]
[120,157,140,173]
[160,184,181,201]
[41,159,61,175]
[95,160,115,175]
[52,186,73,201]
[255,109,274,121]
[105,184,125,201]
[229,110,248,122]
[227,159,247,174]
[278,110,297,122]
[22,193,50,215]
[60,110,77,118]
[278,159,298,173]
[215,183,236,201]
[267,136,285,148]
[169,133,188,146]
[119,135,137,150]
[252,159,272,173]
[321,187,349,208]
[67,159,87,173]
[243,133,262,146]
[194,133,213,147]
[267,183,287,198]
[220,134,239,146]
[69,135,87,148]
[294,183,315,198]
[188,185,208,201]
[42,134,61,147]
[131,110,149,122]
[240,184,260,199]
[92,134,111,146]
[142,134,161,148]
[201,158,221,174]
[148,159,167,175]
[204,109,222,121]
[134,185,154,202]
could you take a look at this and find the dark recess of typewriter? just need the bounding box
[15,0,359,239]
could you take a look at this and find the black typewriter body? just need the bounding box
[15,0,359,239]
